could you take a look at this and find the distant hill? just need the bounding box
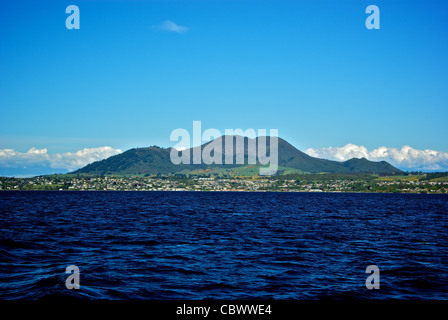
[72,136,402,176]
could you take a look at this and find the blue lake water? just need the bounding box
[0,191,447,300]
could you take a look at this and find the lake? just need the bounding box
[0,191,447,300]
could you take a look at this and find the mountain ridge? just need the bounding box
[73,136,402,176]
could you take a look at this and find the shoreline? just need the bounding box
[1,189,446,195]
[2,174,447,194]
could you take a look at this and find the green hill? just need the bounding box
[73,136,402,176]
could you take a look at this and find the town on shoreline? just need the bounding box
[1,173,447,193]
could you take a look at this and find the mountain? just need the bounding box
[72,136,402,176]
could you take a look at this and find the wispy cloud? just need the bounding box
[305,144,448,171]
[0,146,122,173]
[153,20,189,34]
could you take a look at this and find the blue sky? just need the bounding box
[1,0,448,175]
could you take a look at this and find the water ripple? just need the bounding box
[1,191,447,300]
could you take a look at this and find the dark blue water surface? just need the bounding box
[0,191,447,300]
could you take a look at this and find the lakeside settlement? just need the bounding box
[1,174,447,193]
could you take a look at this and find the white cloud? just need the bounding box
[155,20,189,33]
[0,146,122,172]
[305,144,448,171]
